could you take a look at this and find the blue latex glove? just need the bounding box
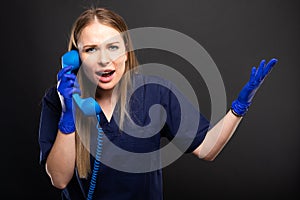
[231,58,278,117]
[57,65,81,134]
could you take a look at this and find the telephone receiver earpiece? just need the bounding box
[61,50,81,70]
[61,50,102,116]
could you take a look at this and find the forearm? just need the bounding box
[45,131,76,189]
[193,110,242,161]
[193,58,277,161]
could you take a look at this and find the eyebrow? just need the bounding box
[82,41,120,49]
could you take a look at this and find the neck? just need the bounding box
[95,87,114,101]
[95,87,118,108]
[95,87,118,118]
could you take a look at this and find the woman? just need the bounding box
[38,7,278,200]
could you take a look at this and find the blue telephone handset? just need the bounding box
[61,50,103,200]
[61,50,101,116]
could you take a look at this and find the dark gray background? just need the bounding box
[1,0,299,199]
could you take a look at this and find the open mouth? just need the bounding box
[97,70,115,77]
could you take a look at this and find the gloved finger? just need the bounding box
[249,66,257,84]
[255,59,265,82]
[57,66,73,81]
[68,78,81,90]
[72,87,81,96]
[66,88,81,97]
[74,79,80,89]
[66,79,76,87]
[263,58,278,77]
[58,79,76,93]
[64,73,77,81]
[60,73,77,84]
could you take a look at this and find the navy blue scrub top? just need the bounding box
[38,74,210,200]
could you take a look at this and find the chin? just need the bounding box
[97,83,115,91]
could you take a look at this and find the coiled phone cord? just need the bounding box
[87,114,104,200]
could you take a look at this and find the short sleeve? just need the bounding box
[160,81,210,153]
[38,85,62,165]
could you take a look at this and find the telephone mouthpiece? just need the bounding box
[72,93,102,116]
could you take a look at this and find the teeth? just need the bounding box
[98,70,115,77]
[98,71,110,75]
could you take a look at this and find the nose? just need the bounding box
[98,49,111,67]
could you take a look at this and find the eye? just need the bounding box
[108,45,119,51]
[85,47,96,53]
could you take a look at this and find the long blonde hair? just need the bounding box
[68,7,139,178]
